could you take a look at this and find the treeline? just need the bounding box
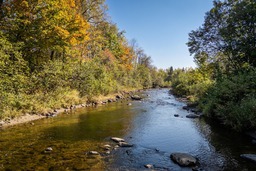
[0,0,170,119]
[171,0,256,131]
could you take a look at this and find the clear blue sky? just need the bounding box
[105,0,213,69]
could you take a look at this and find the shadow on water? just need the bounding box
[0,89,256,170]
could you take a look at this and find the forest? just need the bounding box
[171,0,256,131]
[0,0,171,120]
[1,0,256,132]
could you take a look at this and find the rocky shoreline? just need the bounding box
[0,90,143,128]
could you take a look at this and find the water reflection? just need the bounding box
[0,89,256,170]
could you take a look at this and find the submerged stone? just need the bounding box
[170,152,198,167]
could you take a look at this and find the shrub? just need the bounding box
[200,69,256,131]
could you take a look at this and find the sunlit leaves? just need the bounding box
[188,0,256,70]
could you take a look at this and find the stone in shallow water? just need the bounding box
[131,95,142,100]
[144,164,153,169]
[118,142,133,147]
[186,114,200,119]
[45,147,53,152]
[240,154,256,163]
[170,152,198,167]
[43,147,53,154]
[103,144,111,150]
[89,151,99,155]
[111,137,125,143]
[174,114,179,117]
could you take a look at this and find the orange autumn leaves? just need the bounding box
[1,0,134,70]
[2,0,89,48]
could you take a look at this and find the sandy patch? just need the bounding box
[0,114,46,128]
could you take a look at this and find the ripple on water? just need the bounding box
[1,89,256,170]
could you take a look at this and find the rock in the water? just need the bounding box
[118,142,133,147]
[45,147,53,152]
[127,103,132,106]
[186,114,200,119]
[44,147,53,154]
[111,137,125,143]
[170,153,198,167]
[182,106,189,110]
[174,114,179,117]
[104,144,111,148]
[144,164,153,169]
[89,151,99,155]
[103,144,111,150]
[131,95,142,100]
[240,154,256,163]
[116,95,122,99]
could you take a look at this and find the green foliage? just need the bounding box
[0,0,168,120]
[188,0,256,69]
[184,0,256,131]
[171,68,213,101]
[200,69,256,131]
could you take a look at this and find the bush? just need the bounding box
[200,69,256,131]
[171,68,213,101]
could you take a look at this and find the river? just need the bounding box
[0,89,256,170]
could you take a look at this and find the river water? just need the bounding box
[0,89,256,170]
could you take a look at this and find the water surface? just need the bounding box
[0,89,256,170]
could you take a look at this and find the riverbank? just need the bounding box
[1,89,256,170]
[0,89,140,128]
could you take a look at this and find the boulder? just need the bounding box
[240,154,256,163]
[89,151,99,155]
[131,95,142,100]
[118,142,133,147]
[174,114,179,117]
[44,147,53,154]
[116,95,122,99]
[186,114,200,119]
[182,106,190,110]
[111,137,125,143]
[144,164,153,169]
[170,153,198,167]
[45,147,53,152]
[103,144,111,150]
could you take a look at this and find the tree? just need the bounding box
[79,0,107,24]
[187,0,256,70]
[0,0,90,70]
